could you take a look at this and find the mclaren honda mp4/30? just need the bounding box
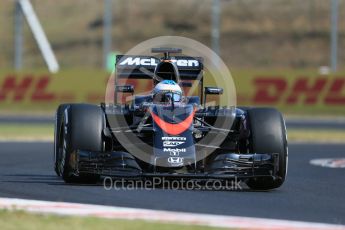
[54,48,288,190]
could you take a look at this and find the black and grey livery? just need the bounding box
[54,48,288,190]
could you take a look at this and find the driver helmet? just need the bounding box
[153,80,182,103]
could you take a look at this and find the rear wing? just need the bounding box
[115,55,203,80]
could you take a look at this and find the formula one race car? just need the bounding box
[54,48,288,190]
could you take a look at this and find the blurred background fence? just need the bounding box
[0,0,344,70]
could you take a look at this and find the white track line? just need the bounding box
[0,198,344,230]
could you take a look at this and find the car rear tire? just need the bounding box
[57,104,105,183]
[245,108,288,190]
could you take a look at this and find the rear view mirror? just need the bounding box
[204,87,223,95]
[116,85,134,93]
[203,87,223,106]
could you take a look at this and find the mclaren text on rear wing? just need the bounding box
[115,55,203,80]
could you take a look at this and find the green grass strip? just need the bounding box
[0,210,221,230]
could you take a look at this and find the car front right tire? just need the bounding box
[245,108,288,190]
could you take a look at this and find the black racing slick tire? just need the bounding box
[56,104,105,183]
[246,108,288,190]
[54,104,69,176]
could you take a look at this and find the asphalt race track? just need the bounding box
[0,142,344,225]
